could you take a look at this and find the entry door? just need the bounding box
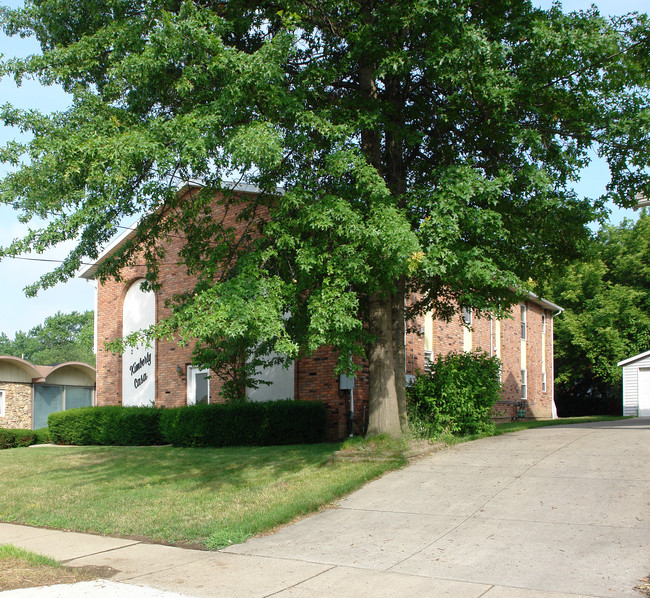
[187,367,209,406]
[639,368,650,417]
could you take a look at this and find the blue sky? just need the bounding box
[0,0,648,338]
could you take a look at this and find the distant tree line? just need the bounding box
[0,311,95,366]
[541,212,650,416]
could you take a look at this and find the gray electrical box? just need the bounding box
[339,374,355,390]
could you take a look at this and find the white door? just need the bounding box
[639,368,650,417]
[187,367,210,406]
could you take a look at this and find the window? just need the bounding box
[0,390,5,418]
[33,385,94,429]
[542,313,547,334]
[66,387,94,410]
[520,305,527,340]
[542,371,547,393]
[187,366,210,406]
[521,369,527,399]
[424,350,433,373]
[462,307,472,326]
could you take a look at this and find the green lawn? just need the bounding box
[0,416,624,551]
[0,443,403,549]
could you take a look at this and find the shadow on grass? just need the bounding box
[37,443,344,493]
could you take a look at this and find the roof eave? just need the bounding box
[78,180,272,281]
[617,348,650,367]
[526,291,564,315]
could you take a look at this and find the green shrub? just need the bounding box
[160,400,327,448]
[407,350,502,437]
[48,406,163,446]
[33,427,51,444]
[0,428,38,449]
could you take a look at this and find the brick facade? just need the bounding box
[87,185,559,440]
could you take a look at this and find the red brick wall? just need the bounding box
[94,191,557,440]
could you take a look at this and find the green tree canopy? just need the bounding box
[0,310,95,366]
[1,1,649,434]
[542,211,650,415]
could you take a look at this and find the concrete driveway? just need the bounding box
[1,418,648,597]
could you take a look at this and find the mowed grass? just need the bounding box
[0,443,402,550]
[0,544,106,591]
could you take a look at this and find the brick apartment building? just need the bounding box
[80,182,562,440]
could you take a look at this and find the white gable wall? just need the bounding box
[621,352,650,417]
[639,368,650,417]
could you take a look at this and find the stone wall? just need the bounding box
[0,382,32,429]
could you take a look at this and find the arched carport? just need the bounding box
[0,356,96,430]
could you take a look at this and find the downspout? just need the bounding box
[490,314,494,357]
[349,387,354,438]
[550,307,564,419]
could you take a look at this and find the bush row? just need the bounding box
[47,400,327,447]
[160,400,327,447]
[407,350,502,437]
[0,427,46,449]
[48,406,163,446]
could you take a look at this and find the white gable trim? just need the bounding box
[618,349,650,368]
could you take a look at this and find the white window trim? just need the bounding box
[187,366,210,406]
[0,390,5,418]
[521,369,527,399]
[542,313,547,335]
[520,305,527,340]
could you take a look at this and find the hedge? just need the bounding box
[0,428,39,450]
[46,400,327,447]
[48,406,163,446]
[159,400,328,447]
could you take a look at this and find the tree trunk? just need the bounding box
[359,43,402,437]
[392,278,408,432]
[367,292,402,437]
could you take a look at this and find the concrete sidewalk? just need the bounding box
[1,418,648,597]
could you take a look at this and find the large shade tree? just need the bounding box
[1,1,649,435]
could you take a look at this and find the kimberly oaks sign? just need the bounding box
[122,280,156,407]
[128,351,152,389]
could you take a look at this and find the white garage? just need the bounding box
[618,350,650,417]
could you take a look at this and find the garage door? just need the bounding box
[639,368,650,417]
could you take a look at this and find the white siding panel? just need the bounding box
[622,367,638,416]
[621,354,650,416]
[638,368,650,417]
[46,368,95,386]
[633,355,650,369]
[0,364,32,384]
